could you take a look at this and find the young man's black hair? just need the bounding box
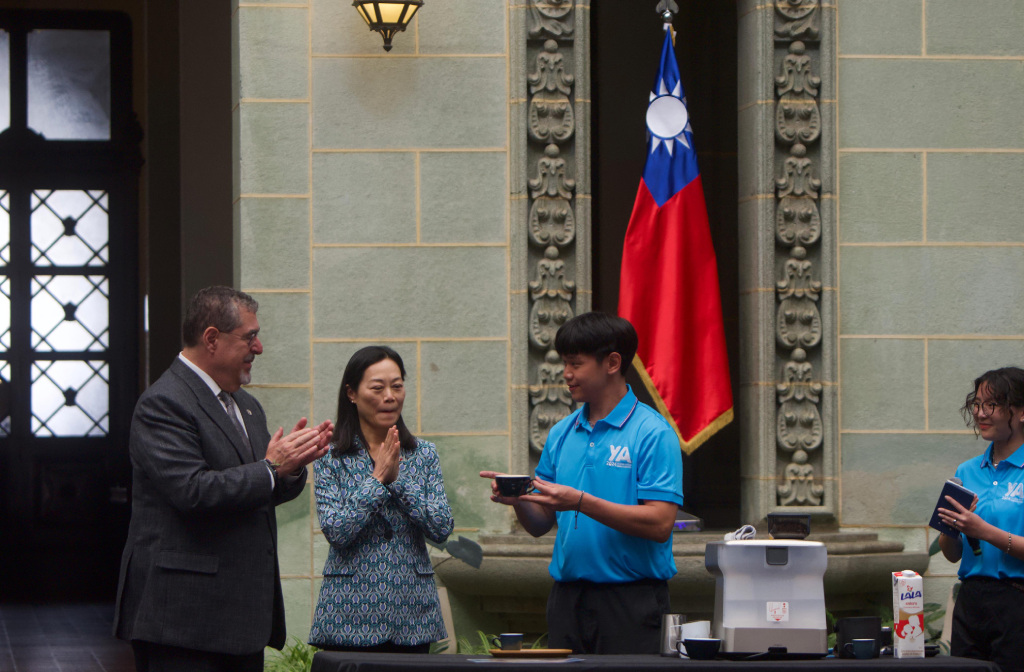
[554,312,638,377]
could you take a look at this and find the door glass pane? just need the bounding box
[31,360,109,437]
[0,190,7,355]
[31,190,109,266]
[27,29,110,140]
[0,361,9,437]
[0,277,9,352]
[31,275,109,352]
[0,31,9,132]
[0,190,9,264]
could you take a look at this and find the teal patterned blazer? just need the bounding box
[309,436,454,647]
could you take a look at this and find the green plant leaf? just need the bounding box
[477,630,493,652]
[921,602,947,645]
[264,638,318,672]
[456,631,497,654]
[876,603,895,629]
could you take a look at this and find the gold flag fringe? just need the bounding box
[633,354,733,455]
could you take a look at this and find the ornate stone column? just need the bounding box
[510,1,591,479]
[737,0,837,523]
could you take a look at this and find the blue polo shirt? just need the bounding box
[535,386,684,583]
[954,442,1024,581]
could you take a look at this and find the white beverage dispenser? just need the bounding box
[704,539,828,656]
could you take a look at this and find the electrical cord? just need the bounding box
[724,524,757,540]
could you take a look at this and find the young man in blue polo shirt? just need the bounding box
[481,312,684,654]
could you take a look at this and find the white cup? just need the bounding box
[677,621,711,656]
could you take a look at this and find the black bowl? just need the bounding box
[767,512,811,539]
[496,475,533,497]
[683,638,721,660]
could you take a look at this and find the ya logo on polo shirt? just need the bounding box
[607,445,632,468]
[1003,482,1024,505]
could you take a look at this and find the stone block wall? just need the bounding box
[227,0,1024,644]
[836,0,1024,605]
[231,0,513,643]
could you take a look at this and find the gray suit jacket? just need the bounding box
[113,358,306,654]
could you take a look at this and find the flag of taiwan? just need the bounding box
[618,28,733,453]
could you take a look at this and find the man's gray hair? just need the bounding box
[182,286,259,347]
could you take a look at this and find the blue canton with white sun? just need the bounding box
[643,29,701,208]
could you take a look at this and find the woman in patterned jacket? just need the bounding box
[309,345,454,653]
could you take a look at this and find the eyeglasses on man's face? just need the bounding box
[971,400,1002,417]
[220,329,260,348]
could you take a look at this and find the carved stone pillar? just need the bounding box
[738,0,836,522]
[510,1,591,479]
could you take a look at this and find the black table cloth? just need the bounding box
[311,651,1000,672]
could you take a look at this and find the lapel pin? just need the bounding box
[246,409,252,415]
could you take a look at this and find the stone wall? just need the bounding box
[836,0,1024,605]
[230,0,1024,644]
[232,0,514,641]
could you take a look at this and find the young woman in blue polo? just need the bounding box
[937,367,1024,672]
[482,313,683,654]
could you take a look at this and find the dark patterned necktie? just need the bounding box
[218,391,254,459]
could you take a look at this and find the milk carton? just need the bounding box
[892,570,925,658]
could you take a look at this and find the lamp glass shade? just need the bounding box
[401,4,421,22]
[352,0,422,51]
[378,3,409,24]
[353,1,421,26]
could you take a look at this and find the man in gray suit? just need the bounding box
[114,286,333,672]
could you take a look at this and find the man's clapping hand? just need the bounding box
[265,417,334,476]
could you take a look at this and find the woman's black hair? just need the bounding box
[961,366,1024,436]
[332,345,417,457]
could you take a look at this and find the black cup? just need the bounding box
[490,633,523,651]
[496,475,533,497]
[681,638,721,660]
[835,616,881,659]
[844,639,877,659]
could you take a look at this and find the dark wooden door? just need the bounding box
[0,9,140,600]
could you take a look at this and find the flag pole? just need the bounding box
[656,0,678,39]
[620,0,734,454]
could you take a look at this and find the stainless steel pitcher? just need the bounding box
[659,613,687,656]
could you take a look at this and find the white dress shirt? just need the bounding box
[178,352,275,490]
